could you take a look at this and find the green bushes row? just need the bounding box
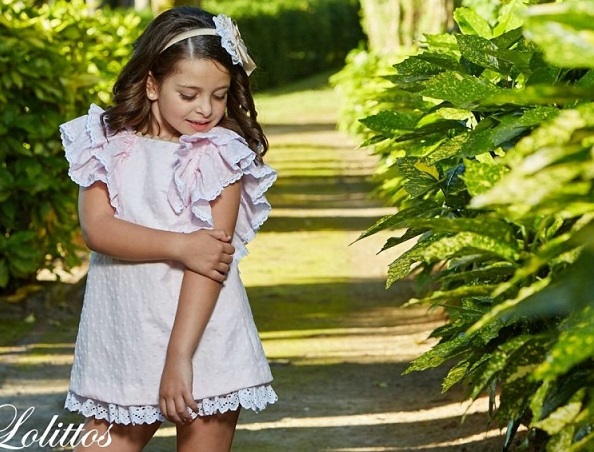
[335,0,594,449]
[204,0,365,90]
[0,0,146,294]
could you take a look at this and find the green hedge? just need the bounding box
[0,0,145,295]
[336,0,594,449]
[204,0,365,90]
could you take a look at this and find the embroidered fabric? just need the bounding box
[168,131,276,259]
[65,385,278,425]
[60,104,277,256]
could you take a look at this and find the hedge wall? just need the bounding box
[204,0,365,90]
[0,0,146,295]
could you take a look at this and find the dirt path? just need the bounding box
[0,83,506,451]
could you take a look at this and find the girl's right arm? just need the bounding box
[79,181,234,283]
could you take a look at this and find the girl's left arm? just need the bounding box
[158,179,242,424]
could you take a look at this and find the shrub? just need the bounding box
[0,0,145,294]
[344,0,594,449]
[203,0,365,90]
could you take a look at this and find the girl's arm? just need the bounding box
[158,180,242,424]
[79,181,234,282]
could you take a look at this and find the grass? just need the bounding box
[255,71,342,124]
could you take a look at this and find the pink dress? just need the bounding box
[60,104,278,425]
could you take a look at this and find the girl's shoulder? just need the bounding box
[60,104,137,189]
[60,104,131,151]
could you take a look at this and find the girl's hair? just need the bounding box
[103,6,268,158]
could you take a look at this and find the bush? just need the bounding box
[341,0,594,449]
[0,0,145,294]
[203,0,365,90]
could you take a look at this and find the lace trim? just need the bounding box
[64,384,277,425]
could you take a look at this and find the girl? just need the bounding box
[60,6,277,451]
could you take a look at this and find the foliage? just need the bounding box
[343,0,594,449]
[0,0,145,294]
[203,0,365,90]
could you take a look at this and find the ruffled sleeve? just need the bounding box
[60,104,135,214]
[168,128,277,258]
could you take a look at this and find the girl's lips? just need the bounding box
[187,120,211,132]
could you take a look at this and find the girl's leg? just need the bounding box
[74,417,161,452]
[176,409,241,452]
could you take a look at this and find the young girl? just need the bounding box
[60,6,277,451]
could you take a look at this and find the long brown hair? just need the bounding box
[103,6,268,158]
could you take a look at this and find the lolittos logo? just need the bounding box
[0,404,112,450]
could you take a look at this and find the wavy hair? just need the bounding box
[103,6,268,159]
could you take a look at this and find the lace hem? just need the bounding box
[64,385,277,425]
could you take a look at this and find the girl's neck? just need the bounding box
[135,130,180,142]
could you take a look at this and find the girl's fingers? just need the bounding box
[161,397,182,424]
[175,395,193,424]
[183,391,199,416]
[216,262,230,274]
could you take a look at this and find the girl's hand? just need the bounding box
[159,355,199,424]
[177,229,235,282]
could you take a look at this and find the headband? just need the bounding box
[161,14,256,76]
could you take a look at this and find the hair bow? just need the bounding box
[213,14,256,75]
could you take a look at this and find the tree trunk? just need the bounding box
[360,0,455,55]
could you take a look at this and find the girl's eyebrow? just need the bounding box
[177,84,230,90]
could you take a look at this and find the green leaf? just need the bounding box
[394,55,447,76]
[379,228,428,253]
[468,278,552,333]
[397,158,441,198]
[533,389,585,435]
[469,334,536,399]
[386,233,446,286]
[442,360,470,392]
[456,34,509,74]
[355,200,441,241]
[421,72,503,108]
[424,231,521,262]
[463,158,508,196]
[524,1,594,69]
[454,7,493,38]
[404,331,472,374]
[407,217,516,243]
[534,307,594,381]
[416,52,465,73]
[470,161,590,217]
[484,84,594,106]
[493,0,528,37]
[360,111,421,134]
[491,27,524,50]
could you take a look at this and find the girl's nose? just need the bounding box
[195,98,212,117]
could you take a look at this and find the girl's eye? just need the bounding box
[179,94,196,101]
[213,93,228,101]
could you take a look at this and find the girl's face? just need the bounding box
[146,58,231,139]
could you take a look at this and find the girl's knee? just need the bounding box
[176,409,241,452]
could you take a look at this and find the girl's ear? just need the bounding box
[146,72,159,101]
